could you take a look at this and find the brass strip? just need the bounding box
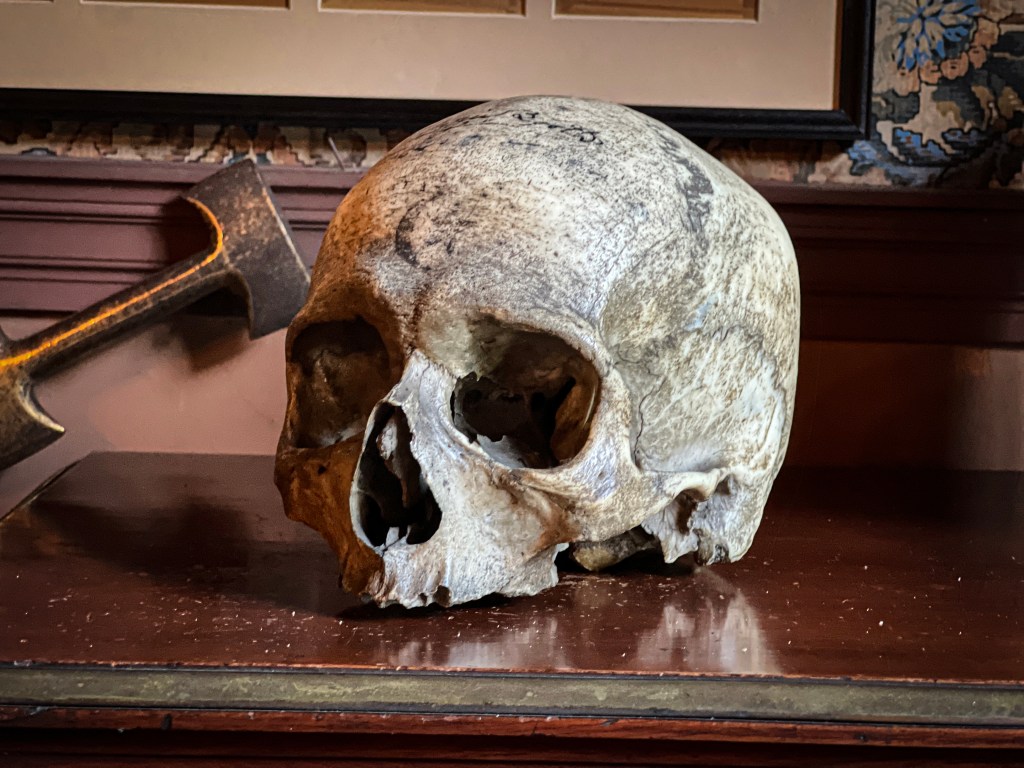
[1,667,1022,727]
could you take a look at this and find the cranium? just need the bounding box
[275,96,799,608]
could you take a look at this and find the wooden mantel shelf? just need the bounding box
[0,453,1022,764]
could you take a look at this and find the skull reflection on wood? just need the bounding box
[275,96,799,608]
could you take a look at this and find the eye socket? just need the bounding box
[289,318,393,449]
[450,324,599,469]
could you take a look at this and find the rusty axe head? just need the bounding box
[0,161,309,472]
[185,160,309,338]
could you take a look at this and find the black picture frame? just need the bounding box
[0,0,874,141]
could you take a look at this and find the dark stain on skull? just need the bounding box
[651,126,714,241]
[677,156,714,240]
[394,187,456,270]
[394,205,425,269]
[511,111,604,145]
[504,139,543,150]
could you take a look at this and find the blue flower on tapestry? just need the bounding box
[894,0,981,71]
[892,127,952,164]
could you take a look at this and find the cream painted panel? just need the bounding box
[0,0,836,110]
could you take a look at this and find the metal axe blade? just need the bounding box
[184,161,308,339]
[0,328,64,468]
[0,160,310,471]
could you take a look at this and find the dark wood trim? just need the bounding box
[0,94,868,143]
[0,157,354,314]
[2,156,1023,345]
[838,0,874,139]
[6,706,1024,751]
[0,1,874,141]
[4,722,1022,765]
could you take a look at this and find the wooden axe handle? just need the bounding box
[7,245,228,379]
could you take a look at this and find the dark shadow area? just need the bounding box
[337,591,516,622]
[5,494,354,617]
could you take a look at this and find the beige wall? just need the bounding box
[2,312,1022,514]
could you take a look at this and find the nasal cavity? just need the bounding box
[354,405,442,550]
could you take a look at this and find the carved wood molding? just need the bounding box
[0,157,356,314]
[1,156,1023,345]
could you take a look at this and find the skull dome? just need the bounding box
[275,96,799,608]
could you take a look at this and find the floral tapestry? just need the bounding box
[713,0,1024,187]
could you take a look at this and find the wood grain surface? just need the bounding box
[0,452,1022,761]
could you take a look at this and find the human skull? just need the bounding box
[275,96,799,608]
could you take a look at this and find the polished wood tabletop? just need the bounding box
[0,452,1022,754]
